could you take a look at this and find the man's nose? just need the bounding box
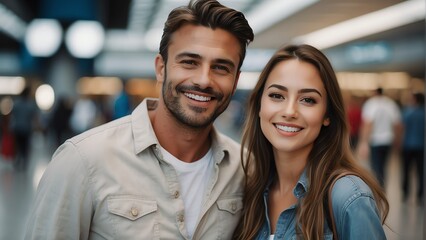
[192,65,211,89]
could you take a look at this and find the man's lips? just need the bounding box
[184,92,212,102]
[177,85,223,102]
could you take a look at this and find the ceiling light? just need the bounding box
[0,76,26,95]
[294,0,425,49]
[25,19,62,57]
[0,4,27,40]
[35,84,55,111]
[246,0,319,34]
[65,21,105,58]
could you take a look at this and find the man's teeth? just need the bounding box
[185,93,211,102]
[276,125,301,132]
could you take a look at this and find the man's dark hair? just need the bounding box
[159,0,254,71]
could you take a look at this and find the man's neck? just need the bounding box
[149,101,212,163]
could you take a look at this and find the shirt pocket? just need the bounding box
[107,195,159,239]
[217,198,243,214]
[215,197,243,239]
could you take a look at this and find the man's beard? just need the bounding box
[161,68,232,129]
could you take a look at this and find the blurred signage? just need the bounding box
[346,42,391,64]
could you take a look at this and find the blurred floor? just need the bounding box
[0,132,423,240]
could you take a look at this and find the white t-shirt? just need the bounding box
[160,147,214,239]
[362,95,401,146]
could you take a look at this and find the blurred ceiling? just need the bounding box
[0,0,425,78]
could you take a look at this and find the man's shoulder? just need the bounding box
[50,115,136,173]
[69,116,132,145]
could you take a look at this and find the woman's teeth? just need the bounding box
[275,124,301,132]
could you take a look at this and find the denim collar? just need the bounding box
[294,169,309,199]
[265,168,309,199]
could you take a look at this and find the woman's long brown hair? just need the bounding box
[234,44,389,239]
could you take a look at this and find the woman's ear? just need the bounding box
[323,117,330,126]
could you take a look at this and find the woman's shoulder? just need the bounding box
[331,175,375,208]
[329,176,386,238]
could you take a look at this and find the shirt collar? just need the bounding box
[263,168,309,199]
[131,98,230,163]
[293,169,309,199]
[131,98,160,154]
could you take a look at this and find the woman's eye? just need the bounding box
[268,93,283,99]
[301,97,317,104]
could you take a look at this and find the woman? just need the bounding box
[235,45,388,239]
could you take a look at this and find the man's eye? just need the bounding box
[212,65,230,73]
[181,60,197,66]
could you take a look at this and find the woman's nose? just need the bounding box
[281,100,298,118]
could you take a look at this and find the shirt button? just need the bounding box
[173,191,180,199]
[230,201,237,211]
[131,207,139,217]
[178,214,184,222]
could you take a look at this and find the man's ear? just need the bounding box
[155,54,165,84]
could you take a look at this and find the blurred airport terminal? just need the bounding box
[0,0,424,239]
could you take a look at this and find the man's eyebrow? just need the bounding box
[267,84,323,97]
[175,52,201,60]
[215,59,236,70]
[175,52,236,69]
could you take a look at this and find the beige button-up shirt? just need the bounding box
[25,99,244,240]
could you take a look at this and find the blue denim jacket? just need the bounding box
[255,171,386,240]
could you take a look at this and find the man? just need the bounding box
[401,92,424,203]
[25,0,254,239]
[10,86,38,171]
[358,87,402,187]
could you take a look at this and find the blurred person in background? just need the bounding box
[346,94,362,151]
[9,87,38,171]
[25,0,253,239]
[358,87,402,187]
[112,80,132,119]
[234,45,388,239]
[401,92,424,203]
[69,95,97,135]
[0,112,14,161]
[49,96,73,148]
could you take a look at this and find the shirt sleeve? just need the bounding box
[361,100,374,122]
[339,195,386,240]
[25,141,93,240]
[332,177,386,240]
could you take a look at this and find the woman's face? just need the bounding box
[259,59,330,158]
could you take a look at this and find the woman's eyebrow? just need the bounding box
[299,88,322,97]
[267,84,323,97]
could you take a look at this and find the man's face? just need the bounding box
[155,24,241,128]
